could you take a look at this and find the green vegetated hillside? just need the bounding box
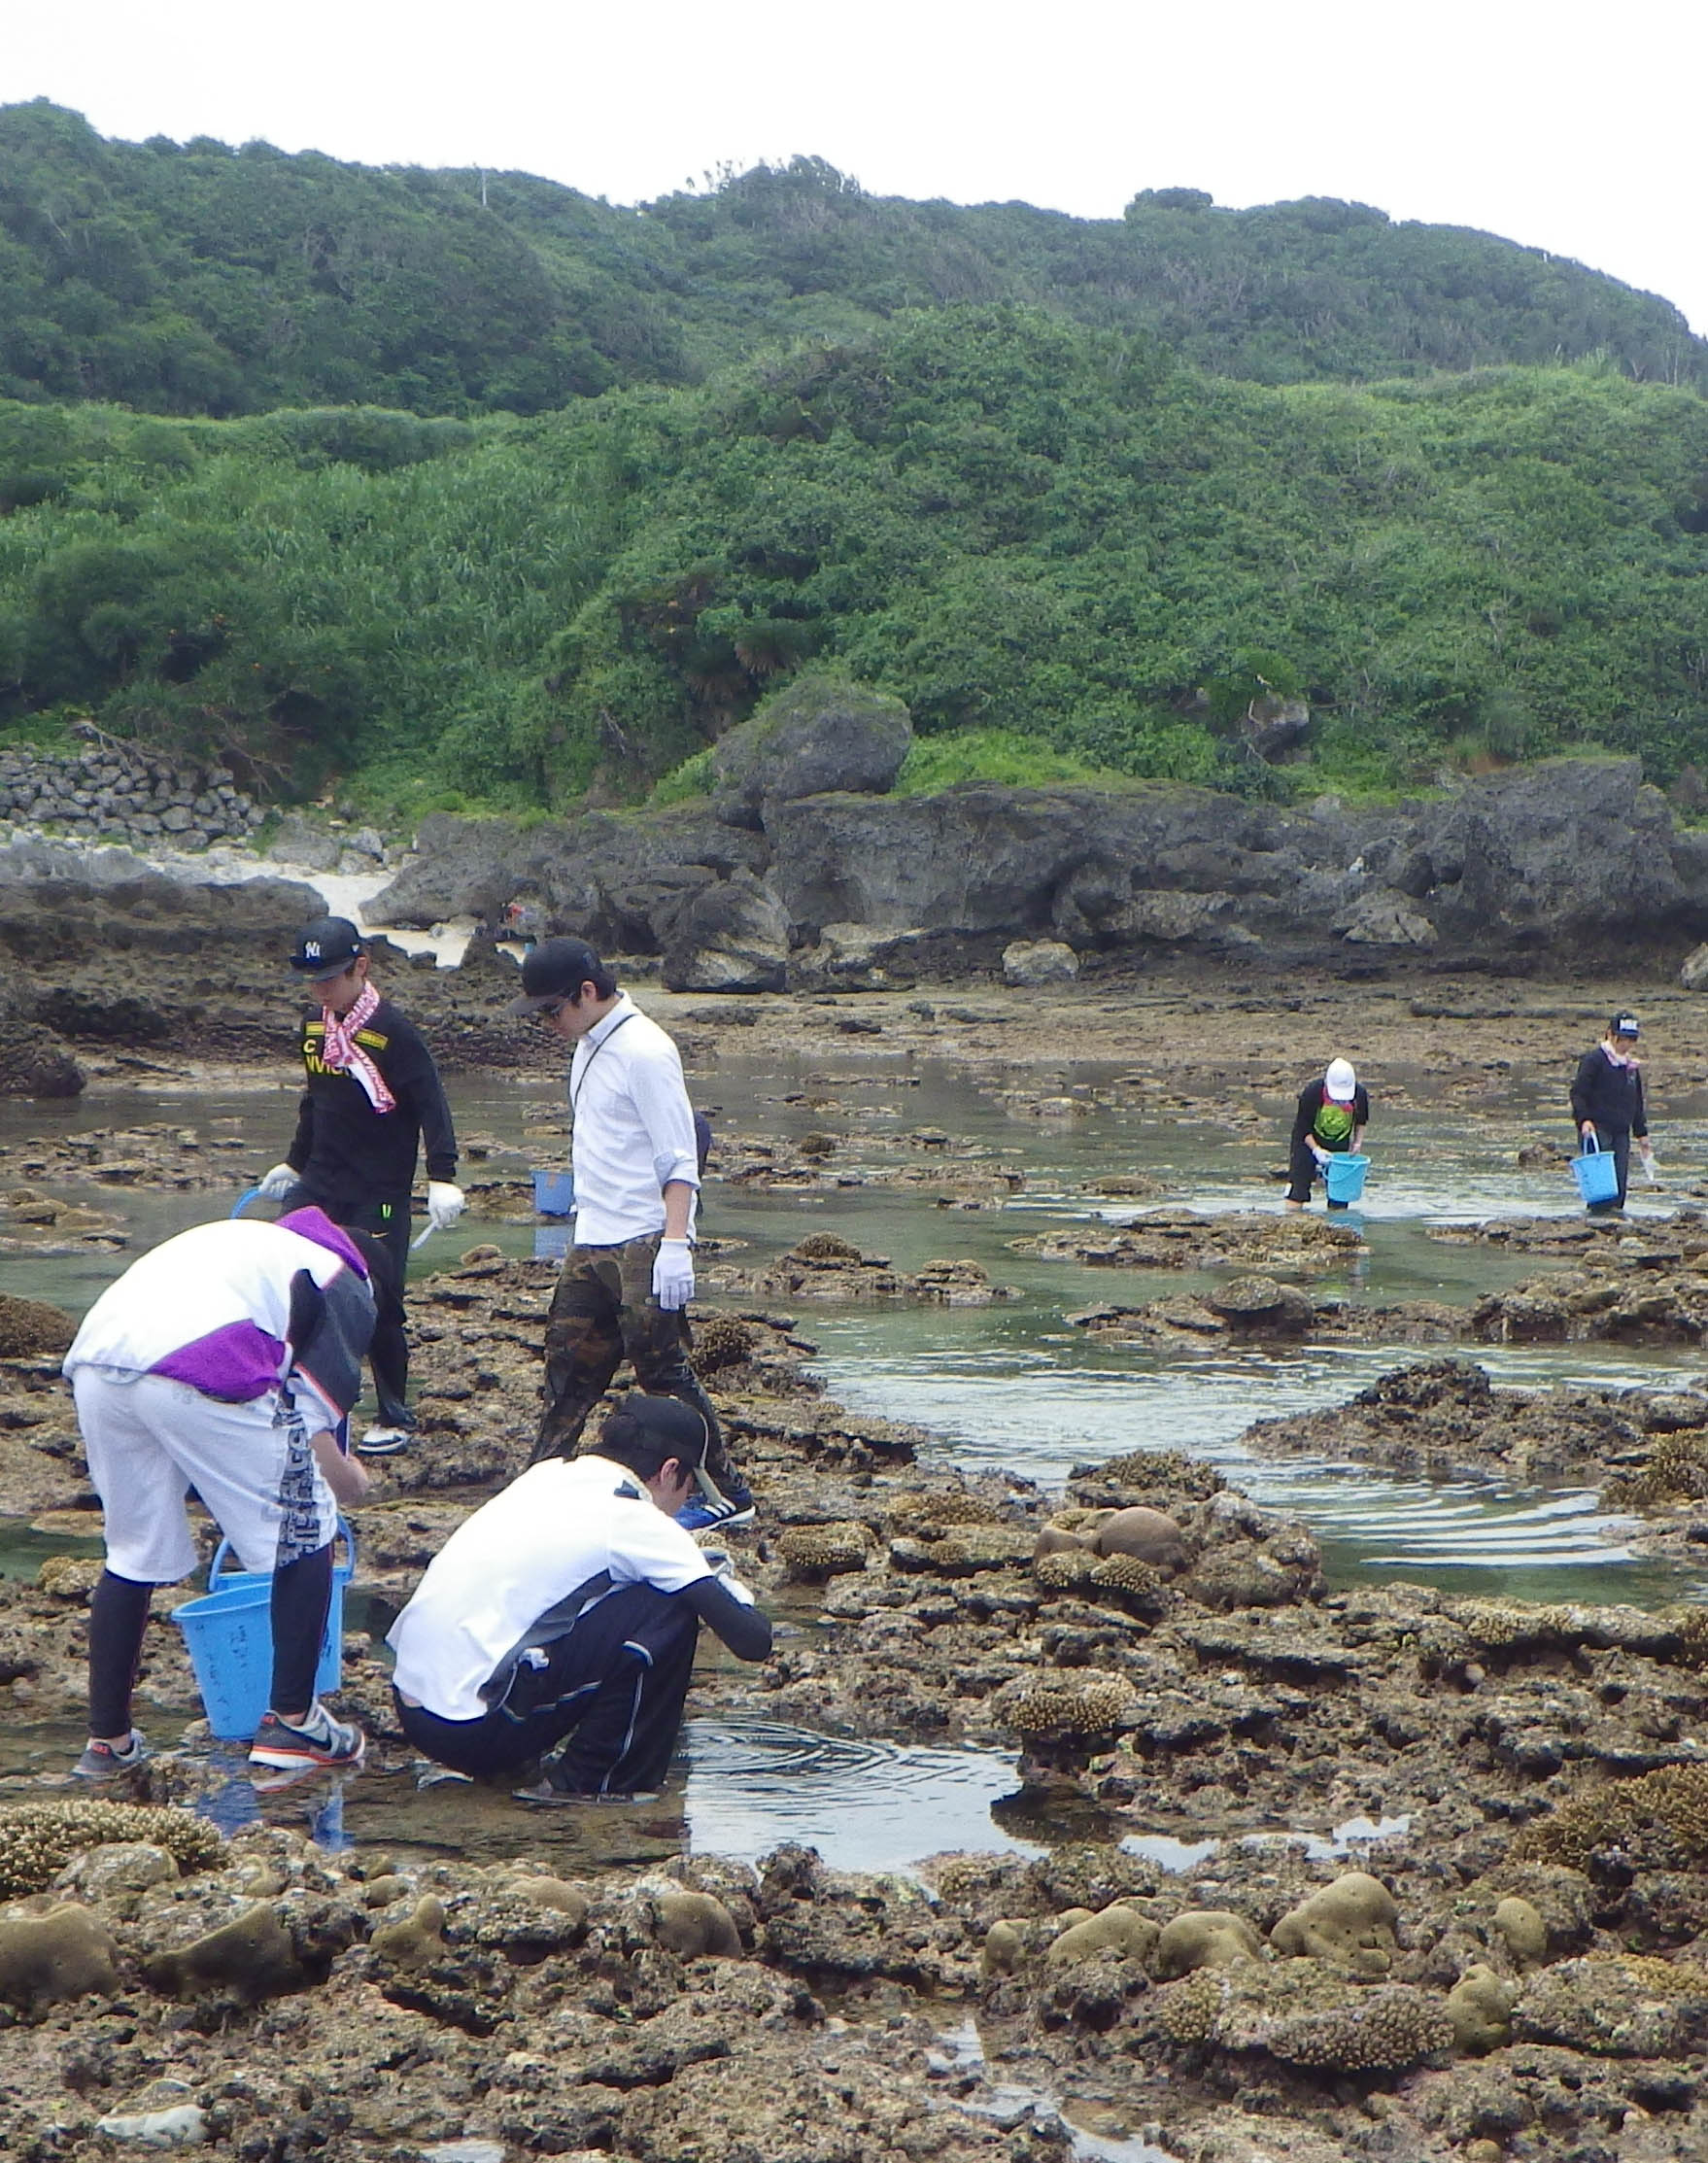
[4,308,1706,814]
[3,101,1702,419]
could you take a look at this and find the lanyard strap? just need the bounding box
[569,1012,634,1119]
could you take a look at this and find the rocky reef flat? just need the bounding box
[5,1253,1708,2159]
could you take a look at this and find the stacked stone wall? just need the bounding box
[0,744,263,851]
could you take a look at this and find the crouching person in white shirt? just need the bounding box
[387,1394,772,1802]
[63,1208,376,1780]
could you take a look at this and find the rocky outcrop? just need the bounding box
[374,757,1707,982]
[711,676,912,829]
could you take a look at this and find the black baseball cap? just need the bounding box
[290,915,366,979]
[507,936,608,1015]
[1612,1013,1641,1039]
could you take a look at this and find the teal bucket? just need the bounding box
[171,1521,355,1740]
[532,1168,575,1217]
[1323,1152,1369,1204]
[1571,1138,1621,1208]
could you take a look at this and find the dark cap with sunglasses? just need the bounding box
[507,936,610,1016]
[290,915,366,980]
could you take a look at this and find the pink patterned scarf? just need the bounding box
[321,981,396,1113]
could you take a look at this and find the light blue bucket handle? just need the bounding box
[209,1513,356,1593]
[1580,1132,1602,1155]
[230,1185,263,1219]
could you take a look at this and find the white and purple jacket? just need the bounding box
[63,1209,375,1432]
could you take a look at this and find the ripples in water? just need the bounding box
[683,1716,1040,1872]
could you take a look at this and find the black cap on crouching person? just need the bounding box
[290,915,366,980]
[1612,1013,1641,1041]
[507,936,618,1015]
[594,1392,712,1491]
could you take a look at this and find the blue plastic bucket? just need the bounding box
[171,1520,356,1740]
[1572,1138,1621,1207]
[1323,1152,1369,1204]
[532,1168,575,1218]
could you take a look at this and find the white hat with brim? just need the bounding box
[1324,1058,1357,1102]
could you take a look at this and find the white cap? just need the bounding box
[1325,1058,1357,1102]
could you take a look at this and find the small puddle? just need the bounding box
[939,2015,1181,2161]
[1121,1811,1412,1873]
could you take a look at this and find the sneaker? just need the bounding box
[71,1731,151,1780]
[249,1702,366,1770]
[357,1425,413,1458]
[677,1491,756,1533]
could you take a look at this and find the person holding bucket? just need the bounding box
[1570,1013,1654,1214]
[1284,1058,1370,1210]
[254,915,463,1459]
[62,1208,376,1778]
[388,1393,772,1801]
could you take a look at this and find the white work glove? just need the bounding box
[256,1163,298,1201]
[700,1549,756,1605]
[427,1181,465,1233]
[652,1237,696,1310]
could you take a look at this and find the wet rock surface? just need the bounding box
[1012,1209,1366,1272]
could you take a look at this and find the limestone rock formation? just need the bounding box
[711,676,912,830]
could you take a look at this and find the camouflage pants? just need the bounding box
[533,1232,739,1497]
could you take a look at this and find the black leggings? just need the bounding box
[1286,1139,1352,1206]
[397,1581,700,1793]
[87,1544,332,1737]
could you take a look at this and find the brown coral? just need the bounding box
[790,1232,864,1265]
[1265,1986,1454,2073]
[0,1802,223,1899]
[1512,1766,1708,1871]
[995,1675,1133,1740]
[775,1522,870,1582]
[693,1314,758,1373]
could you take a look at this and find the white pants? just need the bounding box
[73,1371,335,1584]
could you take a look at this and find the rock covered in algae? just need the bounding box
[1046,1905,1159,1966]
[36,1555,104,1601]
[1447,1963,1516,2053]
[1492,1894,1549,1967]
[0,1801,222,1899]
[982,1920,1028,1975]
[1151,1909,1264,1980]
[693,1313,758,1372]
[0,1290,77,1357]
[652,1888,743,1960]
[776,1521,871,1582]
[368,1895,447,1972]
[1513,1953,1708,2058]
[144,1901,303,2001]
[1269,1871,1399,1976]
[1088,1505,1187,1569]
[0,1904,118,2008]
[889,1523,1035,1575]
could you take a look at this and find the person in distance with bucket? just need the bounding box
[62,1208,376,1778]
[388,1393,772,1802]
[1570,1013,1655,1215]
[254,915,463,1459]
[1284,1057,1370,1210]
[511,936,754,1532]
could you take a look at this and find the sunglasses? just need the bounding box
[532,996,570,1021]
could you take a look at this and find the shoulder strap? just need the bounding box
[569,1012,635,1117]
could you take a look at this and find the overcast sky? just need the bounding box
[8,0,1707,335]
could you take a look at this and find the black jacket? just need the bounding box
[1570,1047,1647,1139]
[288,996,458,1210]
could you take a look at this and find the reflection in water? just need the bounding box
[940,2016,1183,2162]
[683,1717,1042,1871]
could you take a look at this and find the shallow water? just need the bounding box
[7,1055,1708,1610]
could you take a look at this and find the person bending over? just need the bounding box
[63,1209,375,1778]
[387,1394,772,1802]
[1284,1057,1369,1209]
[510,936,752,1530]
[256,914,462,1459]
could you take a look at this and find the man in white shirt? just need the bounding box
[388,1393,772,1799]
[510,937,753,1531]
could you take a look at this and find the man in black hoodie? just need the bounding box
[1570,1013,1655,1213]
